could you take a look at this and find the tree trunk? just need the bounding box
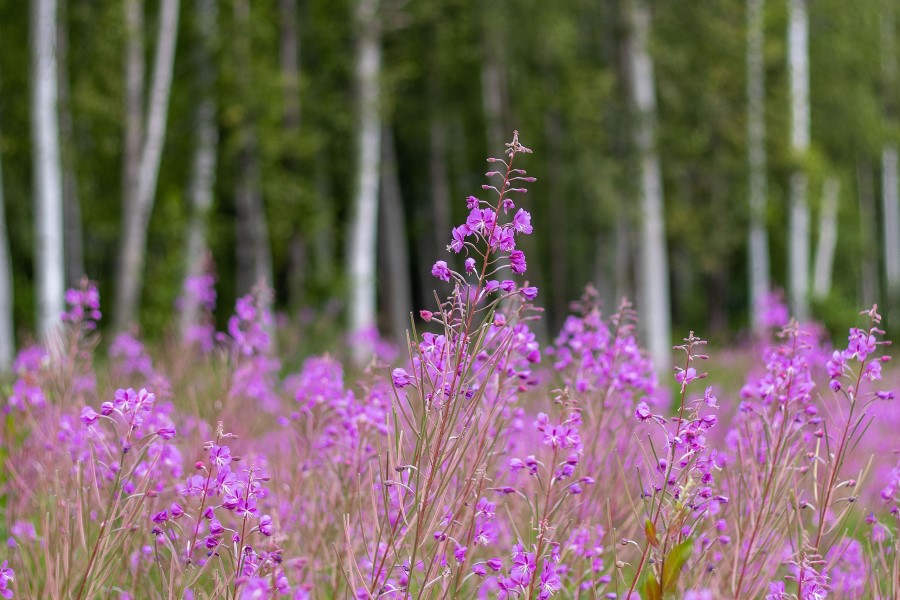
[623,0,672,375]
[348,0,382,364]
[280,0,305,309]
[747,0,771,334]
[31,0,65,340]
[280,0,301,132]
[883,1,900,321]
[233,0,273,297]
[122,0,144,233]
[857,160,881,306]
[480,8,509,155]
[428,116,451,259]
[114,0,180,329]
[58,0,84,287]
[544,110,568,331]
[0,114,14,373]
[788,0,811,321]
[812,177,840,301]
[883,144,900,315]
[180,0,218,340]
[380,126,412,345]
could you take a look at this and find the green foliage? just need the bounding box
[0,0,897,343]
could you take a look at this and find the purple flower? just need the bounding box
[450,226,468,253]
[156,425,176,440]
[512,209,532,234]
[0,560,13,600]
[453,545,467,563]
[465,257,477,273]
[509,250,527,274]
[635,401,653,421]
[239,577,269,599]
[80,406,100,426]
[391,368,412,388]
[432,260,451,282]
[259,514,274,537]
[210,445,232,469]
[521,286,538,300]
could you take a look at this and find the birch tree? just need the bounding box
[31,0,65,339]
[0,113,14,373]
[179,0,218,339]
[114,0,181,329]
[788,0,811,320]
[348,0,382,364]
[747,0,771,333]
[812,177,840,301]
[883,0,900,321]
[623,0,671,374]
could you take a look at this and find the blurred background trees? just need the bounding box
[0,0,899,372]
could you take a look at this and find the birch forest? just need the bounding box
[1,0,900,372]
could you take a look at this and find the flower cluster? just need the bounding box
[61,278,102,330]
[177,271,217,352]
[432,131,536,306]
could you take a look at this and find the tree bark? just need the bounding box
[788,0,811,320]
[747,0,771,334]
[233,0,273,297]
[480,7,509,155]
[882,0,900,321]
[348,0,382,364]
[812,177,840,301]
[122,0,144,230]
[114,0,180,329]
[58,0,84,287]
[279,0,305,309]
[0,112,14,373]
[623,0,672,375]
[31,0,66,339]
[180,0,218,340]
[380,126,412,345]
[544,110,569,331]
[428,115,451,259]
[883,144,900,314]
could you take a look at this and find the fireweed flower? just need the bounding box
[61,278,102,330]
[0,561,13,599]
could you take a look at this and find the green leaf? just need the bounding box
[641,573,663,600]
[645,518,660,548]
[661,538,694,593]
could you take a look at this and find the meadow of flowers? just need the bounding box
[2,132,899,599]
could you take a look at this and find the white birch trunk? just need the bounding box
[747,0,771,334]
[812,177,840,301]
[348,0,382,364]
[31,0,65,340]
[624,0,671,375]
[180,0,217,339]
[884,144,900,308]
[0,120,14,373]
[122,0,144,226]
[788,0,811,321]
[883,2,900,317]
[114,0,180,329]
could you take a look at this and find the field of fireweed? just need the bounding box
[1,133,899,599]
